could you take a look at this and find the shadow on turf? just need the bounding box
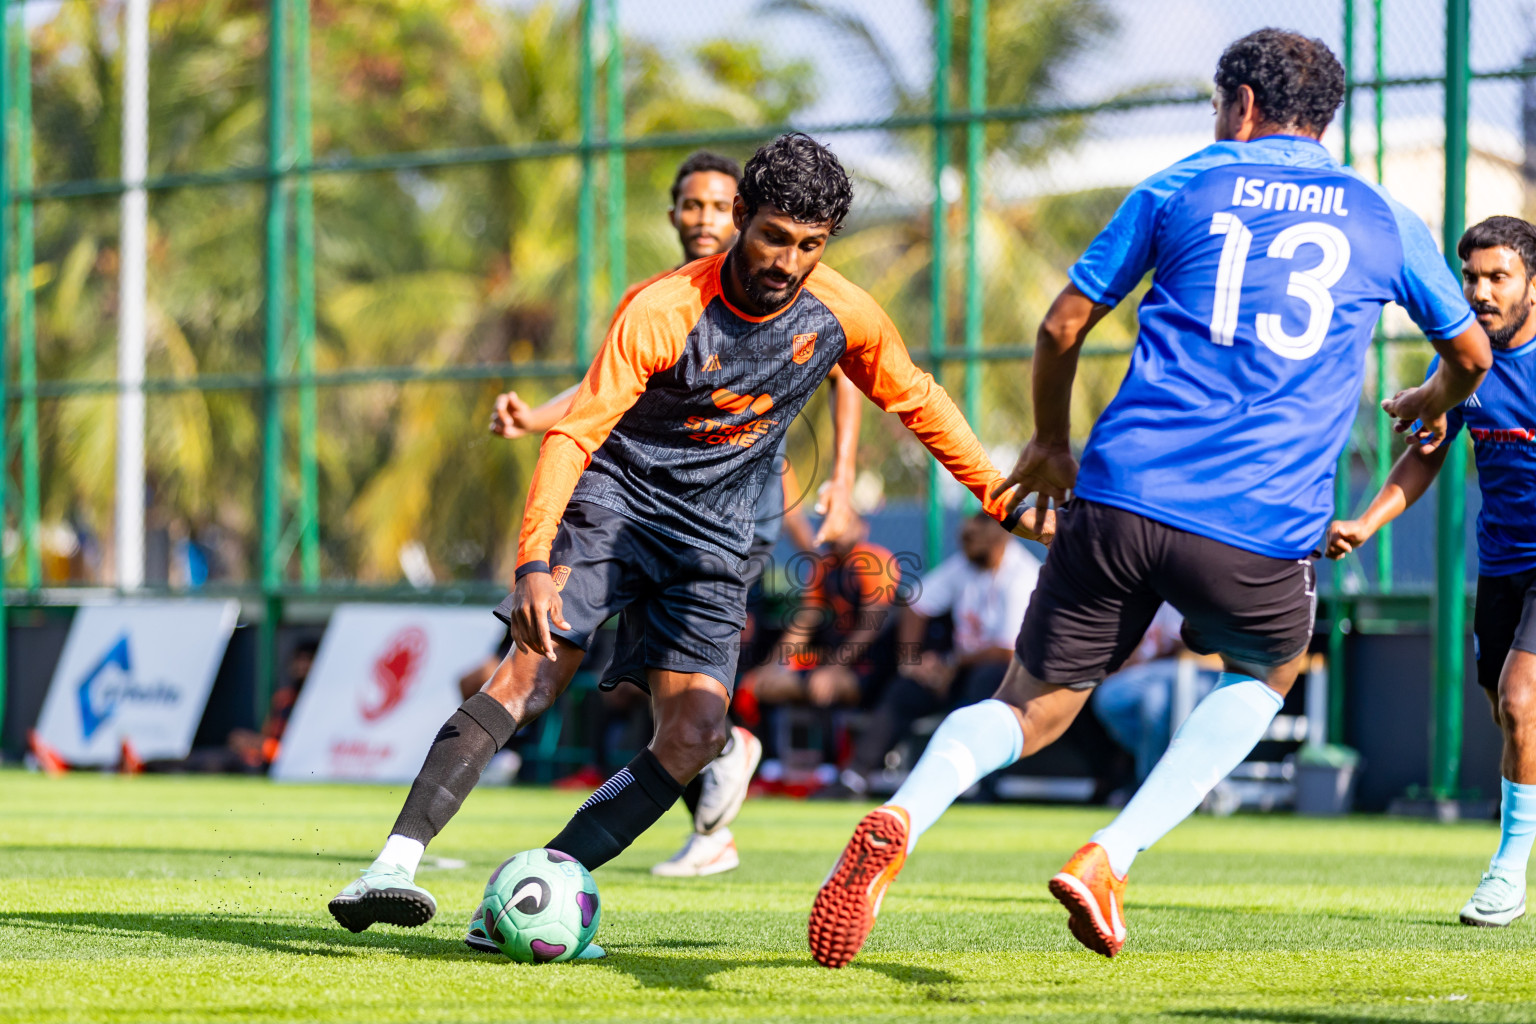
[593,951,962,992]
[1169,1011,1463,1024]
[0,911,476,960]
[1,844,351,863]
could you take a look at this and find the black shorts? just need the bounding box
[494,501,747,694]
[1473,567,1536,692]
[1016,499,1317,686]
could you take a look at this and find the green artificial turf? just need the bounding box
[2,770,1534,1023]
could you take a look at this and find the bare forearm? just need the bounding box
[527,384,580,435]
[1357,445,1449,535]
[828,367,861,489]
[1423,324,1492,415]
[1033,286,1107,445]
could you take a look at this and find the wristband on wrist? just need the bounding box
[514,560,551,581]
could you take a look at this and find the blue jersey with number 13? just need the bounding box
[1069,135,1473,560]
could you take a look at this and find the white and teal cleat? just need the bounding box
[465,904,499,953]
[328,867,437,933]
[1458,871,1527,927]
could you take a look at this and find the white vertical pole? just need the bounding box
[116,0,148,590]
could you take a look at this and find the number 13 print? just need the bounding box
[1208,212,1352,360]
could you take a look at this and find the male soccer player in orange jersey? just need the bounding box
[328,133,1039,952]
[486,151,864,881]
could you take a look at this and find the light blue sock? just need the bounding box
[1490,777,1536,878]
[888,699,1024,851]
[1092,672,1282,877]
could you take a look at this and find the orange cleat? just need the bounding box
[807,805,909,968]
[1049,842,1128,957]
[27,730,68,777]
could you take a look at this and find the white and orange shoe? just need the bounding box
[650,828,740,877]
[1049,842,1128,957]
[807,805,909,968]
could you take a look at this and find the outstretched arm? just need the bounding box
[1326,442,1450,559]
[1380,323,1491,452]
[489,384,579,439]
[989,284,1111,534]
[813,366,864,546]
[835,302,1022,532]
[510,308,684,658]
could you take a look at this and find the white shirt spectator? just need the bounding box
[911,540,1041,658]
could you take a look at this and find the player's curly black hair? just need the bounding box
[1214,29,1345,135]
[669,151,741,206]
[737,133,853,232]
[1459,216,1536,278]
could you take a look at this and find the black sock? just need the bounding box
[390,693,517,844]
[547,748,685,870]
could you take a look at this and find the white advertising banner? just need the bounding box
[272,605,503,783]
[35,600,240,764]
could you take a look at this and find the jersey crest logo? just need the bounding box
[792,332,817,364]
[702,353,722,372]
[550,565,571,591]
[712,387,774,416]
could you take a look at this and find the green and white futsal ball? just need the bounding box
[474,848,600,962]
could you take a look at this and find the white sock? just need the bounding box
[1092,672,1282,877]
[888,699,1024,852]
[372,834,425,878]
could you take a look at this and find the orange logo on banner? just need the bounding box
[360,627,427,722]
[551,565,571,591]
[711,387,774,416]
[792,332,817,364]
[702,353,722,372]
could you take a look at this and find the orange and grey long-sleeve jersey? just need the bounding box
[515,252,1010,574]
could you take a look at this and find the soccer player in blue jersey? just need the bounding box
[808,28,1492,967]
[1329,215,1536,927]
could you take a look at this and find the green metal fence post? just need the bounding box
[12,25,37,593]
[1432,0,1471,802]
[575,1,597,364]
[259,0,291,717]
[606,0,625,309]
[963,0,985,436]
[0,2,12,737]
[293,0,319,588]
[925,0,952,569]
[1372,0,1392,591]
[1329,0,1356,742]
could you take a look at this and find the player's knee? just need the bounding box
[657,715,729,770]
[1497,681,1536,731]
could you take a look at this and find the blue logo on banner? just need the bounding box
[74,633,179,740]
[77,634,133,739]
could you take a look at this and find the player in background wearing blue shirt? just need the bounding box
[1330,216,1536,927]
[808,29,1492,968]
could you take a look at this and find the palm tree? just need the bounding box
[22,0,824,585]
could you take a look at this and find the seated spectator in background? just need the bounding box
[819,511,1040,799]
[1090,604,1215,788]
[144,639,317,774]
[748,513,900,711]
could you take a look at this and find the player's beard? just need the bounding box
[1477,297,1533,349]
[730,249,804,315]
